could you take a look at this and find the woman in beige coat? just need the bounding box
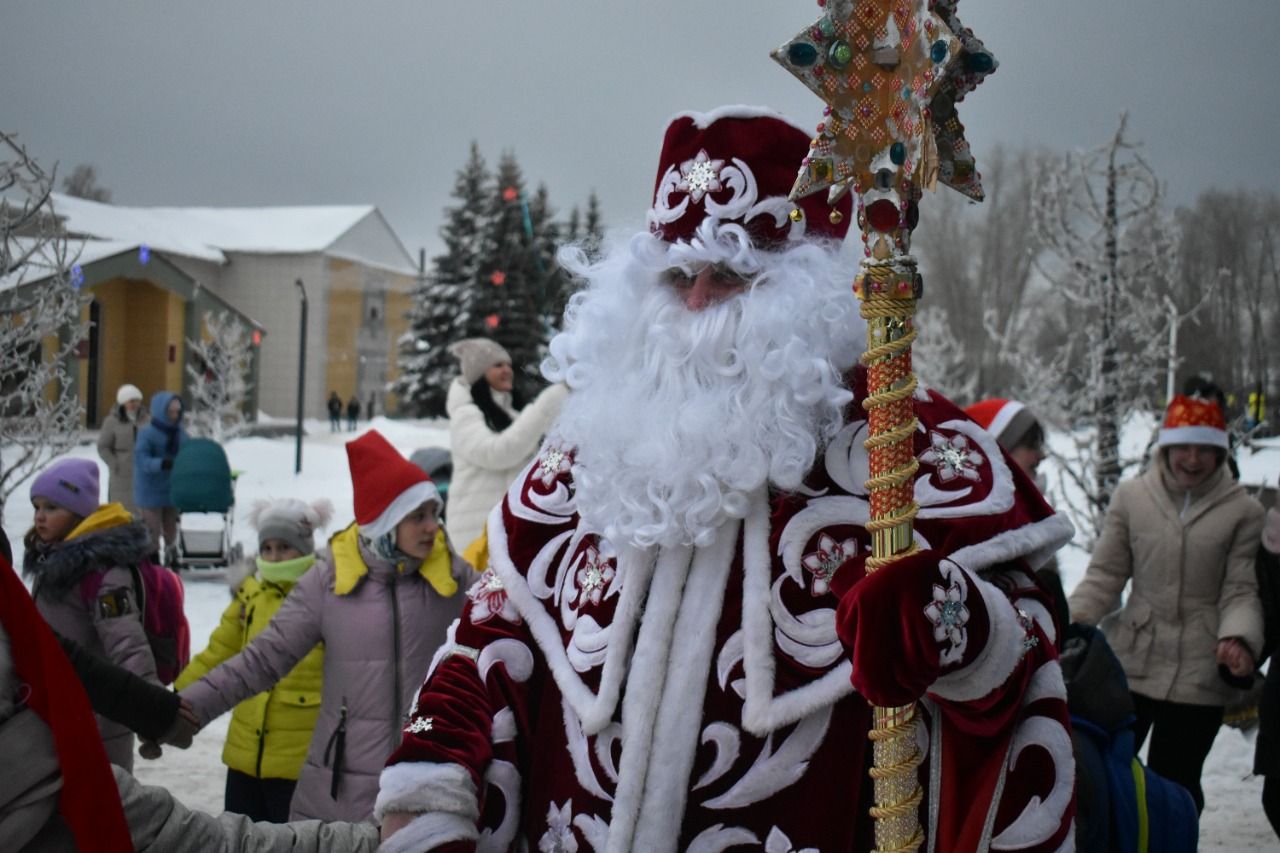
[1069,394,1264,811]
[96,383,148,512]
[444,338,566,552]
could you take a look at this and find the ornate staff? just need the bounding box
[772,2,996,850]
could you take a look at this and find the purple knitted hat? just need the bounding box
[31,459,100,519]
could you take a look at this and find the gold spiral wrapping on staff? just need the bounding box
[856,261,925,853]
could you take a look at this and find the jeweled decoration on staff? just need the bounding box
[772,1,996,851]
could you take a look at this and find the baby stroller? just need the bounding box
[169,438,244,570]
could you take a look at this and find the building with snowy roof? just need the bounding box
[37,193,419,424]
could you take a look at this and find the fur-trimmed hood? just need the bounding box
[24,519,152,598]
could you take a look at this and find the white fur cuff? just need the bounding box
[375,762,478,822]
[379,812,480,853]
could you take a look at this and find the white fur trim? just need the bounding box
[487,499,657,735]
[928,563,1022,703]
[378,812,479,853]
[633,528,739,852]
[984,401,1025,446]
[604,541,697,853]
[1157,425,1228,449]
[741,493,855,736]
[948,513,1075,574]
[362,481,441,539]
[374,762,478,822]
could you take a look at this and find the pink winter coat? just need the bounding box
[180,524,475,822]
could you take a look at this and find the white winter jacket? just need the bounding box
[445,378,567,550]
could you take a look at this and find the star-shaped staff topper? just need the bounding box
[772,0,997,208]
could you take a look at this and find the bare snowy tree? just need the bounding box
[1002,114,1189,545]
[61,163,112,203]
[914,145,1045,398]
[0,132,88,524]
[185,310,254,441]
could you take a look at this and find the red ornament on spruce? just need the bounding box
[485,314,501,329]
[502,187,519,202]
[490,271,507,286]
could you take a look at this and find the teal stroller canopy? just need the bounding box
[171,438,234,513]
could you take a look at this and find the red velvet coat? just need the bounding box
[377,372,1077,853]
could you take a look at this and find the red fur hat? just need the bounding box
[646,106,853,247]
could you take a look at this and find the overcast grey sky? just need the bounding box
[3,1,1277,257]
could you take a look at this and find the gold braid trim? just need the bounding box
[856,263,925,853]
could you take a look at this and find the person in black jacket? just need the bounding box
[1255,502,1280,838]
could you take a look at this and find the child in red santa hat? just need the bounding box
[179,430,477,823]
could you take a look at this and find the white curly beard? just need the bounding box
[544,221,865,549]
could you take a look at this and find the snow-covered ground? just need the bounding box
[4,415,1277,846]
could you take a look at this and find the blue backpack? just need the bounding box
[1063,624,1199,852]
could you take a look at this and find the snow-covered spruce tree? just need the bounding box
[394,143,491,417]
[581,190,605,262]
[468,152,548,398]
[1004,114,1182,545]
[0,132,87,524]
[185,309,254,441]
[527,183,572,339]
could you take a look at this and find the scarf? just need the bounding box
[256,553,317,585]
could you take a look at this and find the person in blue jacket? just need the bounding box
[134,392,187,564]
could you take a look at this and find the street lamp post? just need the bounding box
[294,278,307,474]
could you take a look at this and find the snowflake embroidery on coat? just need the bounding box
[1016,608,1040,658]
[535,445,573,487]
[467,568,522,625]
[676,149,726,203]
[569,546,615,608]
[539,800,578,853]
[919,431,985,483]
[406,715,432,735]
[924,577,970,649]
[801,532,857,596]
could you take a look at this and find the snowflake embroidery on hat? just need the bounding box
[676,149,726,203]
[467,568,522,625]
[919,431,985,483]
[801,532,857,596]
[535,445,573,487]
[569,546,615,609]
[406,715,433,735]
[539,800,578,853]
[924,577,970,649]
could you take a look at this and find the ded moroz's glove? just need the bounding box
[837,549,1006,708]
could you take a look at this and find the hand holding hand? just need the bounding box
[160,698,201,749]
[1216,637,1254,678]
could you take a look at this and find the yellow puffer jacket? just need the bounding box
[175,568,324,780]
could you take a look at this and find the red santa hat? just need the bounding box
[1157,394,1229,450]
[346,430,440,539]
[646,106,853,248]
[963,398,1038,452]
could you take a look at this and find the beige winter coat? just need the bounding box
[445,378,567,551]
[1069,455,1265,706]
[97,407,148,511]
